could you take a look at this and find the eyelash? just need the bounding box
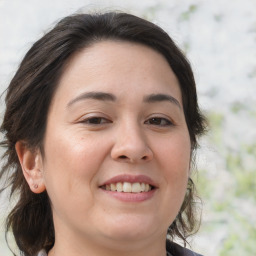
[80,117,111,125]
[144,117,173,127]
[80,116,173,127]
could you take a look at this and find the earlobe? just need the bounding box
[15,141,46,193]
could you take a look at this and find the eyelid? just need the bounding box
[144,114,175,126]
[78,113,112,125]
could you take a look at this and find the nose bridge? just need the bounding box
[120,119,144,147]
[111,117,153,162]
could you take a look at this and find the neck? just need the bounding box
[48,229,167,256]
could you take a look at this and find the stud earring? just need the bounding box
[34,184,38,189]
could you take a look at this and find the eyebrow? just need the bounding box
[67,91,181,109]
[67,91,116,107]
[143,93,181,109]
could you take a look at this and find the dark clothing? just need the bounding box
[166,240,204,256]
[37,240,204,256]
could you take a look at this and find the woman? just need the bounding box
[0,12,206,256]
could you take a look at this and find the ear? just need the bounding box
[15,141,46,193]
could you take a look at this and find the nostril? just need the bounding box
[118,155,148,161]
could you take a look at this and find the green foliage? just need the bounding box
[225,144,256,200]
[214,14,223,22]
[234,168,256,200]
[207,111,225,147]
[208,111,224,128]
[219,214,256,256]
[230,101,246,114]
[196,106,256,255]
[194,169,213,199]
[142,3,162,21]
[179,4,198,21]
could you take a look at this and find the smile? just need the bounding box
[101,182,153,193]
[99,174,158,202]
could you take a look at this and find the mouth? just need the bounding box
[99,174,157,194]
[100,182,155,193]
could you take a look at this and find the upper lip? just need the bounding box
[99,174,158,188]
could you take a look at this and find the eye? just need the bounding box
[80,116,111,125]
[145,117,173,126]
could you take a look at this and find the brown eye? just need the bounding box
[145,117,172,126]
[82,117,111,125]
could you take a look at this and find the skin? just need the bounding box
[16,40,191,256]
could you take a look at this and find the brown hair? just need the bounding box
[0,12,207,256]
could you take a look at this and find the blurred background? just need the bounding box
[0,0,255,255]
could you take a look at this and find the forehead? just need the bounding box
[54,40,181,104]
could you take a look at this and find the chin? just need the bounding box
[99,214,161,242]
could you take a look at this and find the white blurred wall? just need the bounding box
[1,1,256,255]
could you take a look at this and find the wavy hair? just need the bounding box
[0,12,207,256]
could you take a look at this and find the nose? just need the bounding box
[111,123,153,164]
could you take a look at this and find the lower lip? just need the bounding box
[101,189,156,202]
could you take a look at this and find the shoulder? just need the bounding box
[166,240,204,256]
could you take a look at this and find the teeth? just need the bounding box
[110,183,116,191]
[116,182,123,192]
[103,182,153,193]
[131,182,141,193]
[123,182,132,192]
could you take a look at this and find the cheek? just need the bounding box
[41,135,106,218]
[157,134,191,172]
[44,131,105,169]
[42,133,107,197]
[151,134,190,227]
[156,133,191,196]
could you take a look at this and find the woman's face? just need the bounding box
[40,41,191,248]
